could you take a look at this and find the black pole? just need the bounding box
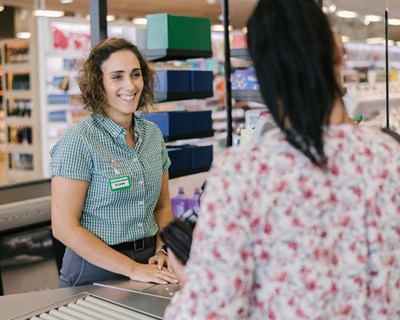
[385,8,390,129]
[90,0,108,48]
[222,0,233,147]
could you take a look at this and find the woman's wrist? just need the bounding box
[155,244,168,255]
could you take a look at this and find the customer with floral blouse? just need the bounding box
[164,0,400,318]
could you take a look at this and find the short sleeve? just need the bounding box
[50,130,93,182]
[155,126,170,173]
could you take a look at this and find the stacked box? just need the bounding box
[155,70,191,93]
[141,111,212,140]
[146,14,211,51]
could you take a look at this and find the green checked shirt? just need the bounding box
[50,113,171,245]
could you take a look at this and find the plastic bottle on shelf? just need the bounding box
[171,187,187,218]
[188,187,201,215]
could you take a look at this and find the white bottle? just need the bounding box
[171,187,187,218]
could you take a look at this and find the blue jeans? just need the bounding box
[59,244,155,288]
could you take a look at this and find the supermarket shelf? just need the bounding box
[169,165,211,179]
[4,117,34,126]
[164,130,214,142]
[155,91,213,103]
[4,169,40,185]
[2,90,32,99]
[143,48,213,62]
[6,144,35,153]
[231,48,251,61]
[3,63,31,73]
[232,90,265,104]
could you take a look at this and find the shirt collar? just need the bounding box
[93,113,141,143]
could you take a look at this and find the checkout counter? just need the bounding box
[0,179,179,319]
[0,179,59,296]
[0,279,179,319]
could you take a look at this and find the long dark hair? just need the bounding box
[247,0,343,167]
[79,37,155,114]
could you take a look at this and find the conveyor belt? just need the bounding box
[1,281,177,319]
[29,294,158,320]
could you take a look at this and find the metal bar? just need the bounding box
[385,8,390,128]
[90,0,108,48]
[222,0,233,147]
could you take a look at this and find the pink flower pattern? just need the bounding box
[165,124,400,320]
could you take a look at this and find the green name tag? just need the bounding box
[109,176,131,191]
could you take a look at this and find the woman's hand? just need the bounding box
[129,262,178,284]
[148,251,172,271]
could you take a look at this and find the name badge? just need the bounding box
[109,176,131,191]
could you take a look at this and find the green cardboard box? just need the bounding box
[146,13,211,51]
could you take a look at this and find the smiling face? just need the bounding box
[101,50,144,124]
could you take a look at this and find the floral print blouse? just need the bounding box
[165,124,400,320]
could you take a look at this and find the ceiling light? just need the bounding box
[17,32,31,39]
[106,15,116,22]
[211,24,233,32]
[366,37,385,45]
[341,35,351,43]
[388,19,400,26]
[132,18,147,25]
[328,4,336,12]
[0,5,4,12]
[336,10,358,19]
[322,5,336,14]
[60,0,73,3]
[364,15,383,22]
[211,24,224,32]
[33,9,65,17]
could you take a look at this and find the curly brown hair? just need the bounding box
[78,37,156,114]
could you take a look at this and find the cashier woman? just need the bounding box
[50,38,178,287]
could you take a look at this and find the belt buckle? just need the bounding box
[134,238,145,251]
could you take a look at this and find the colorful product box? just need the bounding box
[231,69,259,90]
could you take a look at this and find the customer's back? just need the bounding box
[205,122,400,318]
[164,0,400,318]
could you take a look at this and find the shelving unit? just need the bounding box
[0,32,42,183]
[144,49,215,179]
[142,48,213,62]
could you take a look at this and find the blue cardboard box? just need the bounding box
[156,70,191,93]
[190,70,213,93]
[191,110,212,134]
[167,147,191,176]
[188,145,213,170]
[140,111,193,139]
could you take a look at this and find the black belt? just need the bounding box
[111,236,155,252]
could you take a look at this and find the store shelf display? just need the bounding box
[0,36,42,183]
[342,42,400,132]
[140,14,215,179]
